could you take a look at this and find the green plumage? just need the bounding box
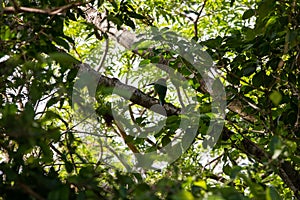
[154,78,167,105]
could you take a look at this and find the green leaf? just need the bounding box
[252,71,264,87]
[218,187,247,200]
[150,55,160,63]
[223,164,231,176]
[202,36,222,48]
[53,37,70,50]
[98,0,104,7]
[257,0,275,19]
[269,91,282,106]
[136,117,146,125]
[242,9,255,20]
[269,136,283,159]
[2,103,18,116]
[223,165,242,179]
[107,15,123,27]
[230,0,235,7]
[124,18,136,29]
[242,27,256,41]
[265,16,278,29]
[128,11,146,19]
[230,166,242,179]
[194,180,207,190]
[49,52,80,69]
[171,191,194,200]
[110,0,118,10]
[47,186,70,200]
[134,40,154,50]
[139,59,151,67]
[291,155,300,165]
[266,186,281,200]
[65,161,74,173]
[66,10,76,21]
[162,135,171,147]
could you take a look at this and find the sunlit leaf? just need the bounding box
[269,91,282,106]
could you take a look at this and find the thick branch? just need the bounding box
[76,63,181,116]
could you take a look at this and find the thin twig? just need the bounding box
[194,0,207,39]
[96,39,109,72]
[175,85,185,108]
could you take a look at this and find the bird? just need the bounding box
[148,78,167,105]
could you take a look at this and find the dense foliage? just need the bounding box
[0,0,300,199]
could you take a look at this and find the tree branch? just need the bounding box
[76,63,181,116]
[2,1,84,15]
[17,182,46,200]
[194,0,207,40]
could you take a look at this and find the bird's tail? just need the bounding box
[159,98,165,105]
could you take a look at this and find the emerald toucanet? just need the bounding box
[149,78,167,105]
